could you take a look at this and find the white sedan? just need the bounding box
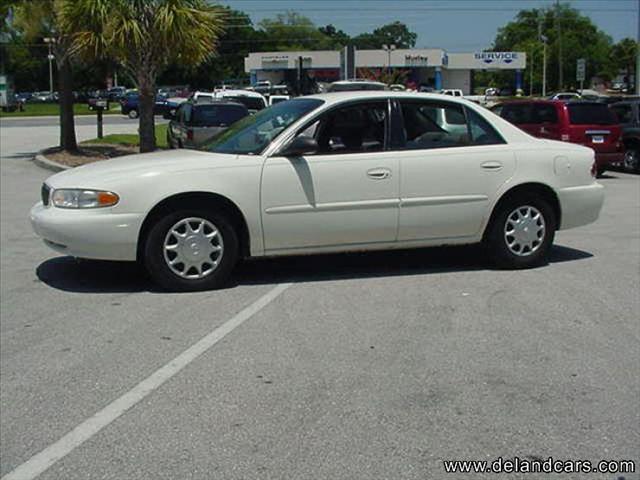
[31,92,604,291]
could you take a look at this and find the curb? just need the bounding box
[33,151,72,172]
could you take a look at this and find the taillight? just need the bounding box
[590,160,597,177]
[187,129,194,141]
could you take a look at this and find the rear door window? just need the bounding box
[466,108,506,146]
[398,100,469,149]
[534,104,558,124]
[500,104,536,124]
[567,103,617,125]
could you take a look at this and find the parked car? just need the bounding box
[268,95,290,106]
[107,86,127,101]
[327,80,386,92]
[120,92,171,118]
[30,91,55,103]
[191,89,267,114]
[165,101,249,149]
[610,99,640,172]
[548,92,581,102]
[438,89,464,97]
[495,100,624,175]
[31,92,604,291]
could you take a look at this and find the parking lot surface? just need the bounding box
[1,123,639,479]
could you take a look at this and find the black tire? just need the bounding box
[623,148,640,173]
[596,167,606,177]
[128,109,138,119]
[143,210,239,291]
[485,194,556,269]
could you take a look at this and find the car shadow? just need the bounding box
[35,244,593,294]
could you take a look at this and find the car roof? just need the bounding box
[303,90,483,106]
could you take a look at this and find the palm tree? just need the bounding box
[61,0,225,153]
[14,0,78,152]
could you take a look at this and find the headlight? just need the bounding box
[51,189,119,209]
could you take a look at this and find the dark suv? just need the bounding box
[494,100,624,175]
[609,100,640,172]
[166,101,249,149]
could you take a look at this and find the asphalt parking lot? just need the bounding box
[1,120,639,479]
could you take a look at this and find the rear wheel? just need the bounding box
[128,109,138,119]
[623,147,639,173]
[144,210,238,291]
[485,194,556,269]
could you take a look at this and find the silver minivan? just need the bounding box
[166,101,249,149]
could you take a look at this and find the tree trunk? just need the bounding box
[137,71,156,153]
[57,56,78,152]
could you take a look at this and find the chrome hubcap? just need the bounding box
[163,217,223,279]
[504,205,546,257]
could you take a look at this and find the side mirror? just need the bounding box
[280,136,318,157]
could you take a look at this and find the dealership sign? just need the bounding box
[405,54,428,67]
[474,52,519,65]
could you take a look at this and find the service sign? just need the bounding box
[474,52,519,65]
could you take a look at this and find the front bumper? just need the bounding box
[30,202,143,261]
[556,183,605,230]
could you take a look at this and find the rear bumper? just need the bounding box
[557,183,604,230]
[595,151,624,168]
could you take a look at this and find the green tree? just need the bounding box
[12,0,78,151]
[258,11,332,51]
[61,0,225,152]
[611,38,638,88]
[318,24,351,49]
[492,3,614,92]
[159,8,261,89]
[352,22,417,49]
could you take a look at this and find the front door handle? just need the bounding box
[481,161,503,170]
[367,167,391,180]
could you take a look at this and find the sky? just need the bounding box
[219,0,638,52]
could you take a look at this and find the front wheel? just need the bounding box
[144,211,239,291]
[128,109,138,119]
[485,195,556,269]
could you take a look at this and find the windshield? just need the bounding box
[201,98,324,155]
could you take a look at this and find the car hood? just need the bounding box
[45,149,241,189]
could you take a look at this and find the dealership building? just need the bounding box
[244,48,527,94]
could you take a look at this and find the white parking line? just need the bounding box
[1,283,292,480]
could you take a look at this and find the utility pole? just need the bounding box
[382,44,396,77]
[541,35,548,97]
[636,0,639,94]
[530,48,534,97]
[43,37,55,95]
[556,0,563,90]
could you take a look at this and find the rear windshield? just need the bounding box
[223,96,265,111]
[192,104,248,126]
[568,104,617,125]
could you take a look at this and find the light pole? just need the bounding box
[540,34,548,97]
[43,37,55,95]
[382,44,396,76]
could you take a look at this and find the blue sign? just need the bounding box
[474,52,519,65]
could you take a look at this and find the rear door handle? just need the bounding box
[367,167,391,180]
[481,161,503,170]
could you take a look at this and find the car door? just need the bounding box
[392,99,516,241]
[261,100,400,252]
